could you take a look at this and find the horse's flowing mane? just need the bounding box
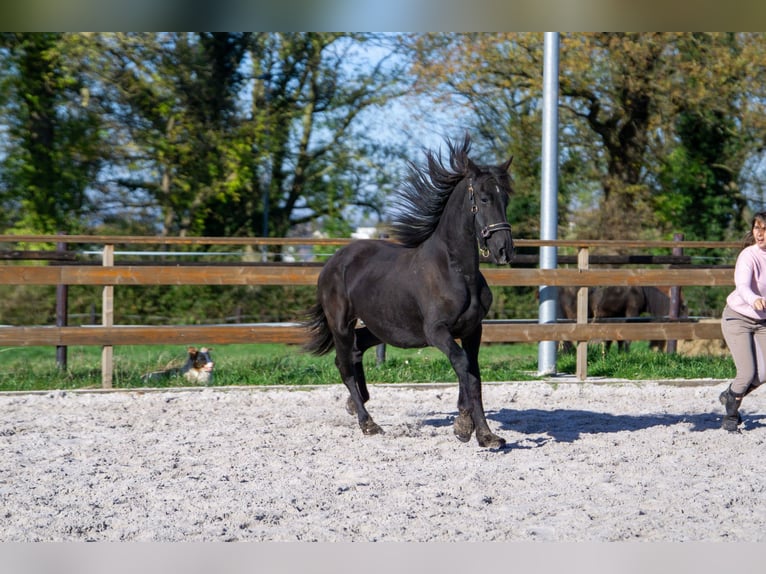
[388,135,473,247]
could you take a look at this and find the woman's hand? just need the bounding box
[754,298,766,311]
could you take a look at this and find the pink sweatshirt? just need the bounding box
[726,244,766,319]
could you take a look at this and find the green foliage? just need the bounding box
[0,283,319,327]
[0,33,105,234]
[4,32,766,246]
[682,286,731,319]
[1,33,405,240]
[401,32,766,242]
[657,109,747,242]
[485,286,539,320]
[0,285,57,324]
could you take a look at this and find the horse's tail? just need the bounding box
[642,286,669,315]
[302,302,335,356]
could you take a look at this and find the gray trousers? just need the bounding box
[721,305,766,394]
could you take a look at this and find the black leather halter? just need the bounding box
[468,179,512,256]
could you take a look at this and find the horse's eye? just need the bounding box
[480,195,490,204]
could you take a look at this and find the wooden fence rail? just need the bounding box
[0,265,734,287]
[0,235,739,386]
[0,321,724,348]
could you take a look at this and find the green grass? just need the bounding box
[0,341,734,392]
[556,342,735,379]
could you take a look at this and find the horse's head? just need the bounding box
[465,155,515,265]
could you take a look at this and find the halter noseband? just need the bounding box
[468,179,512,256]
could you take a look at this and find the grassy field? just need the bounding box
[0,341,735,392]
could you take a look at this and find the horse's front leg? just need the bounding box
[430,325,505,448]
[459,329,505,448]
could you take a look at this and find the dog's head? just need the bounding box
[182,346,214,384]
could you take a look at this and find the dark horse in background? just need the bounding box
[304,135,514,448]
[559,285,687,352]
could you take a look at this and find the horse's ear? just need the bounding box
[501,155,513,172]
[465,155,480,175]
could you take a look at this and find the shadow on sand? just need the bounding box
[421,408,766,451]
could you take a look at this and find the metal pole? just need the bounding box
[537,32,560,376]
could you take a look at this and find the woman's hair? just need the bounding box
[744,211,766,247]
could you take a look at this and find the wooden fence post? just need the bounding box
[666,233,684,354]
[55,236,68,370]
[576,246,590,380]
[102,244,114,388]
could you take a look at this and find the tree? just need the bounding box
[202,33,408,244]
[62,33,408,244]
[0,33,105,234]
[400,33,766,242]
[563,33,764,241]
[656,33,760,242]
[76,32,252,237]
[401,33,552,241]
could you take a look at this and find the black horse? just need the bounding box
[304,135,514,448]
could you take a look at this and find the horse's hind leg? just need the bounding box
[334,326,383,435]
[344,326,380,415]
[343,342,369,416]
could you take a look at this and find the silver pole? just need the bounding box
[537,32,560,376]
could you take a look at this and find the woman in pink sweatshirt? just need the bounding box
[720,212,766,432]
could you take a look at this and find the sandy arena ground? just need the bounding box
[2,379,765,542]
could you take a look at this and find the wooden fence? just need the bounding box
[0,234,740,386]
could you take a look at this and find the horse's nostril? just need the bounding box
[494,246,509,265]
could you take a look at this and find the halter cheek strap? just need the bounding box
[468,179,512,256]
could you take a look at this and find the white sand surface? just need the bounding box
[2,380,764,542]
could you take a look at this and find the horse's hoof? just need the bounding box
[361,420,383,435]
[453,411,475,442]
[454,429,472,443]
[478,433,506,449]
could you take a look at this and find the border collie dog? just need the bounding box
[142,347,214,385]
